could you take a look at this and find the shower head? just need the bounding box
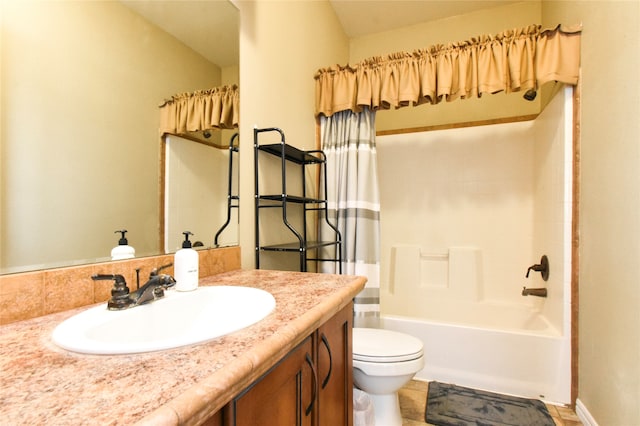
[523,89,537,101]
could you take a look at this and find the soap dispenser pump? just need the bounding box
[111,229,135,260]
[174,231,199,292]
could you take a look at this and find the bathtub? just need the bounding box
[381,302,571,404]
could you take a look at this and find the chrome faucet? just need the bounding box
[92,265,176,310]
[521,287,547,297]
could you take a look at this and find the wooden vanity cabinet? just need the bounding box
[229,335,315,425]
[315,302,353,426]
[219,302,353,426]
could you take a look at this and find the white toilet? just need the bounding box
[352,328,424,426]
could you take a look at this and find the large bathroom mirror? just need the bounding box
[0,0,239,274]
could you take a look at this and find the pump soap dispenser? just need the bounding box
[111,229,135,260]
[174,231,199,292]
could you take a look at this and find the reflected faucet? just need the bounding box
[92,265,176,311]
[521,287,547,297]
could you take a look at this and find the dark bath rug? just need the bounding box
[425,381,555,426]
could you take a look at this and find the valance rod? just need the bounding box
[159,84,239,135]
[314,24,581,117]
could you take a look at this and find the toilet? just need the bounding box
[352,328,424,426]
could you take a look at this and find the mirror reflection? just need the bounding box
[163,132,239,253]
[0,0,239,274]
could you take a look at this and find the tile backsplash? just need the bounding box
[0,246,240,325]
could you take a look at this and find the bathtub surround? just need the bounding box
[388,246,483,301]
[377,87,573,404]
[425,381,555,426]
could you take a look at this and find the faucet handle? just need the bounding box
[525,265,541,277]
[92,274,132,310]
[525,255,549,281]
[150,263,173,277]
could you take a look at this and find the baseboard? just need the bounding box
[576,398,599,426]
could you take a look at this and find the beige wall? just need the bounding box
[0,1,222,271]
[543,1,640,423]
[237,0,349,268]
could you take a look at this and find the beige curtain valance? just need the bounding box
[159,84,239,135]
[315,24,581,117]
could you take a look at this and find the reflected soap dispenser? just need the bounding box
[111,229,135,260]
[174,231,199,292]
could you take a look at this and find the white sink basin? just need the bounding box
[52,286,275,355]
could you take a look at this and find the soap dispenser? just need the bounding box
[174,231,199,292]
[111,229,135,260]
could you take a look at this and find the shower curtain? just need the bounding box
[320,107,380,327]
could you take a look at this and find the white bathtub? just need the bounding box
[381,301,571,404]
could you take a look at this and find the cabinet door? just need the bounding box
[316,302,353,426]
[201,410,222,426]
[228,336,316,426]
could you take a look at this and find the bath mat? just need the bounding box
[425,381,555,426]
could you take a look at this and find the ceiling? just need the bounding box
[329,0,522,38]
[120,0,239,67]
[120,1,521,68]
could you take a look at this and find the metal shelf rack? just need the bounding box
[254,127,342,272]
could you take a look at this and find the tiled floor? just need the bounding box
[398,380,583,426]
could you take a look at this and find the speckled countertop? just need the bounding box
[0,269,366,425]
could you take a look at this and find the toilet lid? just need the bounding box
[353,328,423,362]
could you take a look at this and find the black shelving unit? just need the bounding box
[214,132,239,246]
[254,127,342,273]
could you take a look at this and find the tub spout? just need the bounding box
[522,287,547,297]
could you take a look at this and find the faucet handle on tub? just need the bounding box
[526,255,549,281]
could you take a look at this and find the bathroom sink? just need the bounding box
[52,286,276,355]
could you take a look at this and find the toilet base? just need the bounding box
[367,392,402,426]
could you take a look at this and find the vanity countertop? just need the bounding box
[0,269,366,425]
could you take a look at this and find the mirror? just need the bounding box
[0,0,239,274]
[163,132,239,253]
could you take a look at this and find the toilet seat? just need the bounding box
[353,328,423,363]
